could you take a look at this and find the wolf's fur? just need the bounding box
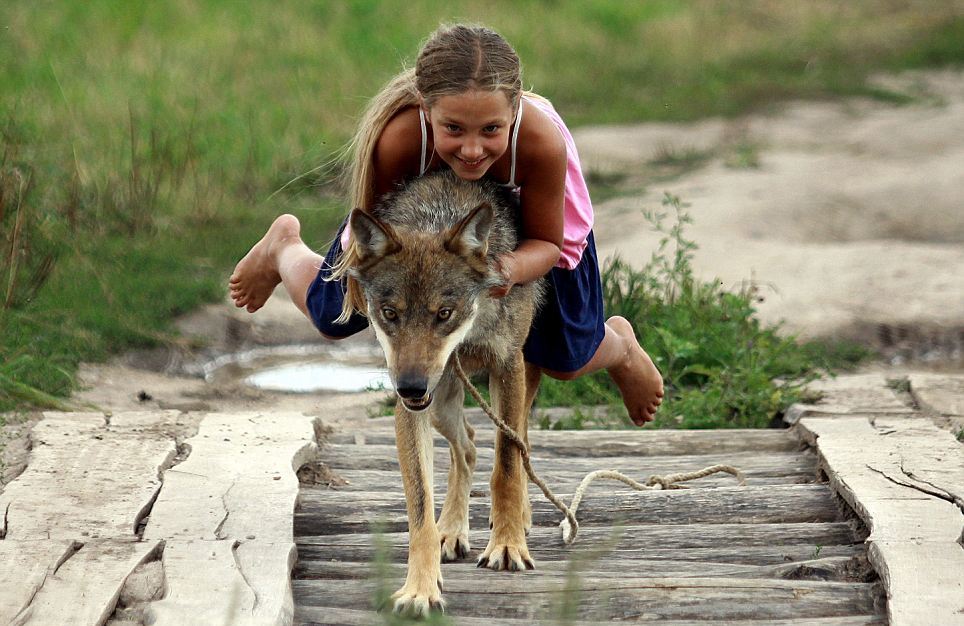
[349,170,543,615]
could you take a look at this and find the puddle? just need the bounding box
[245,361,392,393]
[195,344,392,394]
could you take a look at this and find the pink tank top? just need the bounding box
[342,96,593,270]
[524,96,594,269]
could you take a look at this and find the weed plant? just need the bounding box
[535,194,867,429]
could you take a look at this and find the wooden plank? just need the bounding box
[870,542,964,626]
[319,443,811,474]
[296,605,885,626]
[297,541,862,568]
[295,484,843,535]
[325,427,800,456]
[143,412,318,626]
[296,555,863,582]
[909,373,964,416]
[145,412,318,543]
[0,540,80,625]
[318,466,813,494]
[319,448,817,482]
[873,416,964,507]
[293,576,881,622]
[804,374,909,411]
[798,416,964,625]
[0,412,179,541]
[17,539,160,626]
[797,417,962,543]
[298,522,863,553]
[296,522,864,568]
[148,539,298,626]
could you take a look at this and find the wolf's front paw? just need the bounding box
[439,529,471,562]
[476,534,535,571]
[391,574,445,617]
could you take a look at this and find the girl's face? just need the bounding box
[425,89,515,181]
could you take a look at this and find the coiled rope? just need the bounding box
[453,357,746,545]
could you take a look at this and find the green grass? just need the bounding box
[534,195,869,430]
[1,1,960,415]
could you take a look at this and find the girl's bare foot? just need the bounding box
[229,214,301,313]
[606,316,665,426]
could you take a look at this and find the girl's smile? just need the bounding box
[426,89,515,180]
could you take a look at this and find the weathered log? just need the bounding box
[325,427,800,457]
[295,605,885,626]
[292,576,882,622]
[797,416,964,626]
[318,445,814,476]
[298,521,862,552]
[314,467,814,494]
[295,555,865,582]
[295,484,843,535]
[296,541,862,568]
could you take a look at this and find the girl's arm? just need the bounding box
[370,107,423,206]
[492,104,567,295]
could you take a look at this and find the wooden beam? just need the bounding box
[295,484,843,535]
[143,412,319,626]
[797,416,964,625]
[293,576,881,622]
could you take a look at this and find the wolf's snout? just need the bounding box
[395,374,429,400]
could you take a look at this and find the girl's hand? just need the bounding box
[489,253,516,298]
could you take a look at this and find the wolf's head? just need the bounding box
[349,202,501,412]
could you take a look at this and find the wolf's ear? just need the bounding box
[349,209,400,262]
[445,202,493,258]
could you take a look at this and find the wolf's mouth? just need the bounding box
[400,393,434,413]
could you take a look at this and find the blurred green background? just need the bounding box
[2,0,962,414]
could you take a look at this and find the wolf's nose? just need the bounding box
[395,375,428,400]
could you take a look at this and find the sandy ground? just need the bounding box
[578,69,964,357]
[3,70,963,485]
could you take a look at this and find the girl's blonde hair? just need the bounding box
[330,24,523,323]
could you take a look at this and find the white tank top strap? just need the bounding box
[418,108,430,176]
[507,98,524,188]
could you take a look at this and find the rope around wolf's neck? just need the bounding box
[453,357,746,545]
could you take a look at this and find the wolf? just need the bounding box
[348,170,544,616]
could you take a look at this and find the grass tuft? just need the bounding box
[536,193,869,429]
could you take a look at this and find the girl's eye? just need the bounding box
[382,307,398,321]
[445,124,461,133]
[437,308,453,321]
[483,125,499,134]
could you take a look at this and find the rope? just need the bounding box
[453,356,746,545]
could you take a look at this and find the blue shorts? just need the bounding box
[306,222,606,373]
[522,231,606,372]
[305,222,370,338]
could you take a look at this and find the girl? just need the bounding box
[229,24,663,424]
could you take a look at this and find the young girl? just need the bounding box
[229,24,663,424]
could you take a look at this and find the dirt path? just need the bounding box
[578,69,964,362]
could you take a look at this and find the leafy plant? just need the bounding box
[536,193,867,429]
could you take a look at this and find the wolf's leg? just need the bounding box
[519,361,542,534]
[391,403,444,616]
[478,350,535,571]
[432,371,476,562]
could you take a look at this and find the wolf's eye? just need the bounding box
[437,308,453,321]
[381,307,398,321]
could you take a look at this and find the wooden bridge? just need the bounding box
[0,373,961,625]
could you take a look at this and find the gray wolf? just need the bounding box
[348,170,543,616]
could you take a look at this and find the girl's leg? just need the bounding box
[539,316,664,426]
[229,214,322,322]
